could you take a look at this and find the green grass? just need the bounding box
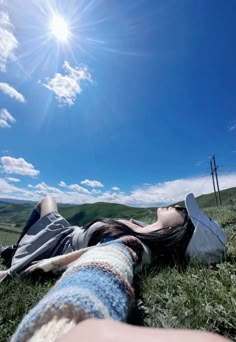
[139,262,236,338]
[0,204,236,341]
[0,231,20,245]
[0,274,57,341]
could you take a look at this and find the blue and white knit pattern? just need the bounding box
[11,237,144,342]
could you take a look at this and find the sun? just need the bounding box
[49,14,70,43]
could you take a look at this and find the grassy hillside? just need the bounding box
[61,202,156,226]
[177,187,236,208]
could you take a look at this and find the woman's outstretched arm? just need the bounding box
[24,247,92,273]
[57,319,230,342]
[11,239,140,341]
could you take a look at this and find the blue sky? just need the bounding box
[0,0,236,206]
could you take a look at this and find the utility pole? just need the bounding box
[210,158,218,206]
[212,155,222,205]
[210,155,222,206]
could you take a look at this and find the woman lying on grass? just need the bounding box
[11,239,230,342]
[7,194,229,341]
[0,193,227,282]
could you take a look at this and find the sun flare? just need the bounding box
[50,14,70,43]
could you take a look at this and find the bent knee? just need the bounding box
[40,195,56,203]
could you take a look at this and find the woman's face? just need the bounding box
[157,207,186,228]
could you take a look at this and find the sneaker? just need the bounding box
[0,244,17,266]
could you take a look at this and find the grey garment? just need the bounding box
[71,222,105,250]
[10,212,76,276]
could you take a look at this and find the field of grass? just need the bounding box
[0,202,236,341]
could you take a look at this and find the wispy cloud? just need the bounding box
[0,82,25,103]
[0,178,22,194]
[42,61,92,106]
[68,184,90,194]
[195,160,203,167]
[58,181,67,187]
[112,186,120,191]
[34,182,63,195]
[5,177,20,182]
[228,120,236,132]
[58,181,90,193]
[0,156,40,177]
[81,179,104,188]
[0,108,15,128]
[0,11,18,72]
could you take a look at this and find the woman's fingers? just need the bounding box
[23,264,38,274]
[24,260,47,273]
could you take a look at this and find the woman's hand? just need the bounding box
[24,258,56,273]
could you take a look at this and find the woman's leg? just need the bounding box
[0,199,46,266]
[39,195,58,218]
[14,196,58,249]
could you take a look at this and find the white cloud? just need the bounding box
[5,177,20,182]
[81,179,104,188]
[0,108,15,122]
[229,124,236,132]
[42,61,92,106]
[228,120,236,132]
[0,178,33,199]
[0,108,15,128]
[59,181,67,187]
[34,182,63,195]
[91,189,102,194]
[0,156,40,177]
[68,184,90,194]
[112,186,120,191]
[58,181,90,194]
[0,11,18,72]
[1,174,236,208]
[0,82,25,103]
[0,119,10,128]
[124,174,236,206]
[0,177,20,193]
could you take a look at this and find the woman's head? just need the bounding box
[84,211,195,266]
[136,211,195,265]
[156,206,187,229]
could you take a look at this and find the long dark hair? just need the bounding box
[83,214,195,265]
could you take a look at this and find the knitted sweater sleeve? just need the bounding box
[11,236,150,342]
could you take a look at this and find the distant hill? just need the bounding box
[0,198,35,205]
[60,202,156,226]
[0,187,236,230]
[176,187,236,208]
